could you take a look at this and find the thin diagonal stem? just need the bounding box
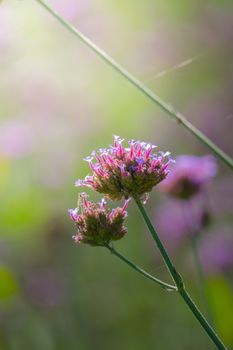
[34,0,233,170]
[105,244,177,291]
[134,197,181,287]
[134,197,228,350]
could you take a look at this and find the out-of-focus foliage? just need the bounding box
[207,278,233,345]
[0,265,18,301]
[0,0,232,349]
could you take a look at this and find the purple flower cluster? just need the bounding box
[69,193,130,246]
[159,155,217,200]
[75,136,173,200]
[69,136,173,246]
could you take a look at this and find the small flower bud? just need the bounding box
[69,194,128,247]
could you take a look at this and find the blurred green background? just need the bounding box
[0,0,233,349]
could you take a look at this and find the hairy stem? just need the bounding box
[134,197,228,350]
[34,0,233,170]
[105,244,177,291]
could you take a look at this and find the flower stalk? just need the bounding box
[33,0,233,170]
[105,244,177,291]
[69,136,228,349]
[134,197,228,350]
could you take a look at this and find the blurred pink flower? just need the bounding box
[0,121,34,159]
[159,155,217,200]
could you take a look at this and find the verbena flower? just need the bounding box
[75,136,173,200]
[159,155,217,200]
[69,193,130,246]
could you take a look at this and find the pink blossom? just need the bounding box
[159,155,217,200]
[75,136,173,200]
[69,193,129,246]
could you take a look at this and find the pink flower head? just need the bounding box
[69,193,129,246]
[159,155,217,200]
[75,136,173,200]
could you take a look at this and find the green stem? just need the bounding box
[105,244,177,291]
[180,290,226,350]
[34,0,233,171]
[134,197,228,350]
[134,197,182,287]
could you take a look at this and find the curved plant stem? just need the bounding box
[34,0,233,170]
[105,244,177,291]
[134,197,228,350]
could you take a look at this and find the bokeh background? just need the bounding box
[0,0,233,349]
